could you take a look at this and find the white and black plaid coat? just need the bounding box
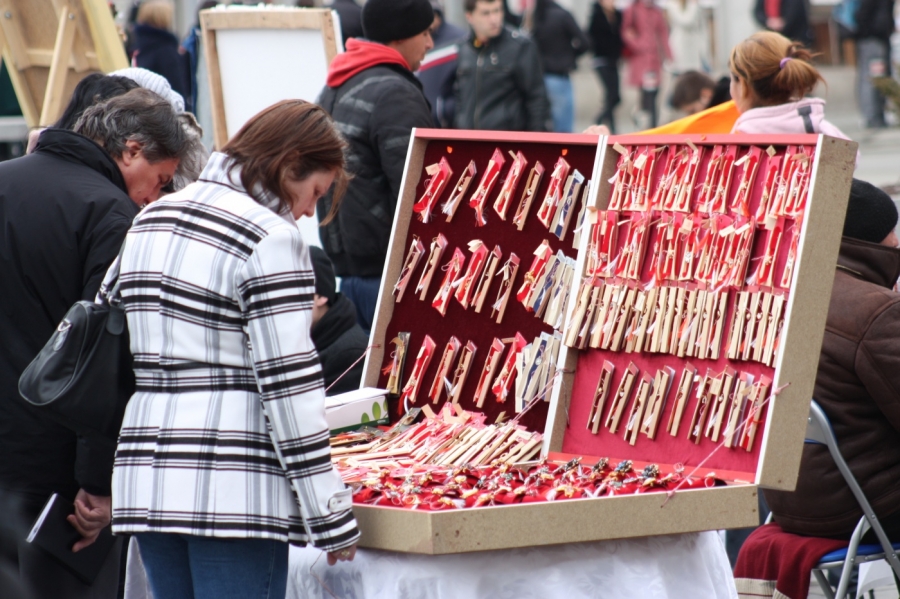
[109,152,359,551]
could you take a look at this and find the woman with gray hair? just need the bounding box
[0,87,189,598]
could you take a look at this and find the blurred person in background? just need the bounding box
[181,0,218,115]
[417,0,467,128]
[854,0,895,129]
[329,0,365,42]
[317,0,435,332]
[309,247,369,395]
[503,0,523,28]
[669,70,731,115]
[587,0,623,132]
[130,0,190,104]
[455,0,551,132]
[622,0,672,129]
[0,88,187,599]
[666,0,708,74]
[753,0,812,46]
[530,0,589,133]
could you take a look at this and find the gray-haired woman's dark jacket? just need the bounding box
[0,129,137,512]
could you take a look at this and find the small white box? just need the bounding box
[325,387,389,433]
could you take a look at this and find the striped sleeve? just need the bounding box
[237,227,360,551]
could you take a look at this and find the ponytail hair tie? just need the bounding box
[779,57,793,69]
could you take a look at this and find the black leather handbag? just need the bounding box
[18,249,134,439]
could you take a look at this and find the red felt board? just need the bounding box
[560,139,817,480]
[378,136,601,433]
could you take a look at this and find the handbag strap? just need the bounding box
[101,238,129,307]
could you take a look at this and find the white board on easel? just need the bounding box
[200,6,343,249]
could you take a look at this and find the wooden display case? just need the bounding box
[352,129,858,554]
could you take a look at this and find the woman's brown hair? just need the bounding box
[221,100,348,225]
[729,31,824,108]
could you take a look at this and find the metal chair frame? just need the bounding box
[805,400,900,599]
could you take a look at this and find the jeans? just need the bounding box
[341,275,381,334]
[856,37,890,128]
[593,62,620,132]
[544,73,575,133]
[137,533,288,599]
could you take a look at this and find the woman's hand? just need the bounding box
[326,544,358,566]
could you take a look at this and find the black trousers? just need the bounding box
[0,492,121,599]
[594,64,620,132]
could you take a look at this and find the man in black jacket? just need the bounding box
[0,89,185,598]
[309,248,369,395]
[855,0,895,128]
[454,0,551,132]
[317,0,435,334]
[417,0,467,128]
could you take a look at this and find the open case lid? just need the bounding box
[362,129,603,436]
[544,133,857,491]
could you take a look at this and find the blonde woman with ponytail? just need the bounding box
[729,31,850,141]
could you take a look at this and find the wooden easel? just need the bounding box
[0,0,128,128]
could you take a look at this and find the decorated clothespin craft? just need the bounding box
[432,248,466,316]
[731,147,762,217]
[755,149,781,221]
[551,170,585,241]
[382,332,410,395]
[624,372,654,445]
[474,338,506,408]
[666,363,696,436]
[607,144,632,211]
[587,360,615,434]
[454,239,489,309]
[400,335,436,405]
[491,333,527,404]
[605,362,639,434]
[536,156,571,228]
[449,340,478,404]
[739,376,772,452]
[393,235,425,302]
[428,336,461,404]
[640,366,675,440]
[473,245,503,313]
[443,160,477,222]
[413,157,452,223]
[417,234,448,301]
[468,148,505,226]
[516,240,553,308]
[724,372,753,448]
[784,147,812,218]
[513,161,546,231]
[749,217,784,289]
[491,253,520,324]
[494,151,527,221]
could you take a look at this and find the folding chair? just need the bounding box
[806,400,900,599]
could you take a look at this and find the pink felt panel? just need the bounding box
[379,137,600,432]
[561,140,816,479]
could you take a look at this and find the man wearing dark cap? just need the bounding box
[317,0,435,334]
[309,247,369,395]
[763,179,900,540]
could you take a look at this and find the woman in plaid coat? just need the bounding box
[109,100,359,598]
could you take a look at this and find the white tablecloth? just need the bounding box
[288,532,739,599]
